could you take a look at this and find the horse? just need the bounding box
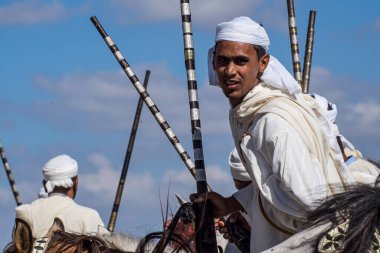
[3,216,194,253]
[261,159,380,253]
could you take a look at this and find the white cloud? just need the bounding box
[31,65,185,133]
[30,63,232,140]
[0,0,68,25]
[373,18,380,31]
[109,0,281,30]
[308,66,380,157]
[79,153,234,207]
[344,101,380,137]
[0,187,14,206]
[79,153,120,197]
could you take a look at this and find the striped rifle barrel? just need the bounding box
[108,70,150,232]
[287,0,302,83]
[90,16,197,181]
[0,142,22,206]
[180,0,207,194]
[180,2,218,253]
[302,10,316,94]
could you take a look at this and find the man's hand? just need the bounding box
[216,212,251,240]
[216,212,251,253]
[189,192,242,218]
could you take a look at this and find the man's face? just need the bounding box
[213,40,268,107]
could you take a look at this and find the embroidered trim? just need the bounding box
[318,221,380,253]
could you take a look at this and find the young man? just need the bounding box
[15,154,105,238]
[191,16,358,252]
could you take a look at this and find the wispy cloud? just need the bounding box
[310,66,380,156]
[29,63,231,137]
[344,101,380,138]
[0,0,68,25]
[80,153,234,199]
[373,17,380,31]
[78,152,235,225]
[108,0,283,30]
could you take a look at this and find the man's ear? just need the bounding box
[73,177,78,193]
[212,51,216,71]
[258,54,270,73]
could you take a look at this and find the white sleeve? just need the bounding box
[83,210,105,235]
[232,183,254,215]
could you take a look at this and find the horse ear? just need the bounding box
[47,217,65,237]
[13,218,33,253]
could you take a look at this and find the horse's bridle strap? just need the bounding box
[32,236,49,253]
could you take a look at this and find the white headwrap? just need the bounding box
[43,154,78,193]
[229,148,251,181]
[310,93,337,124]
[38,186,48,198]
[208,16,301,95]
[310,93,356,152]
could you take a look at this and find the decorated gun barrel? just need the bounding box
[108,70,150,232]
[90,16,197,181]
[180,2,217,253]
[287,0,302,83]
[302,10,316,94]
[0,142,22,206]
[180,0,207,193]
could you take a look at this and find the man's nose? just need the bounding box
[224,62,237,76]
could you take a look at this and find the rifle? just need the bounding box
[179,1,217,252]
[287,0,302,84]
[302,10,316,94]
[90,16,198,183]
[107,70,151,232]
[0,142,22,206]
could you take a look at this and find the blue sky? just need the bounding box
[1,0,379,247]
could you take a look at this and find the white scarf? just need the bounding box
[231,83,351,191]
[229,148,251,181]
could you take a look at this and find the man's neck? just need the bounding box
[50,188,75,199]
[48,192,69,198]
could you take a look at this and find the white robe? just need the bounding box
[15,194,104,238]
[229,83,356,252]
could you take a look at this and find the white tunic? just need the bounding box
[15,194,104,238]
[229,83,354,252]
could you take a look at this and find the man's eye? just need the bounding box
[217,57,228,65]
[235,58,248,65]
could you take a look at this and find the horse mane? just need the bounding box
[305,159,380,253]
[98,231,140,253]
[46,231,129,253]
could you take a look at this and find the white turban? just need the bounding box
[309,93,357,152]
[215,16,270,51]
[43,154,78,193]
[38,186,48,198]
[208,16,301,95]
[229,148,251,182]
[310,93,337,123]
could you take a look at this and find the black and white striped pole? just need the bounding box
[0,142,22,206]
[90,16,198,181]
[180,0,209,196]
[108,70,151,232]
[180,1,217,252]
